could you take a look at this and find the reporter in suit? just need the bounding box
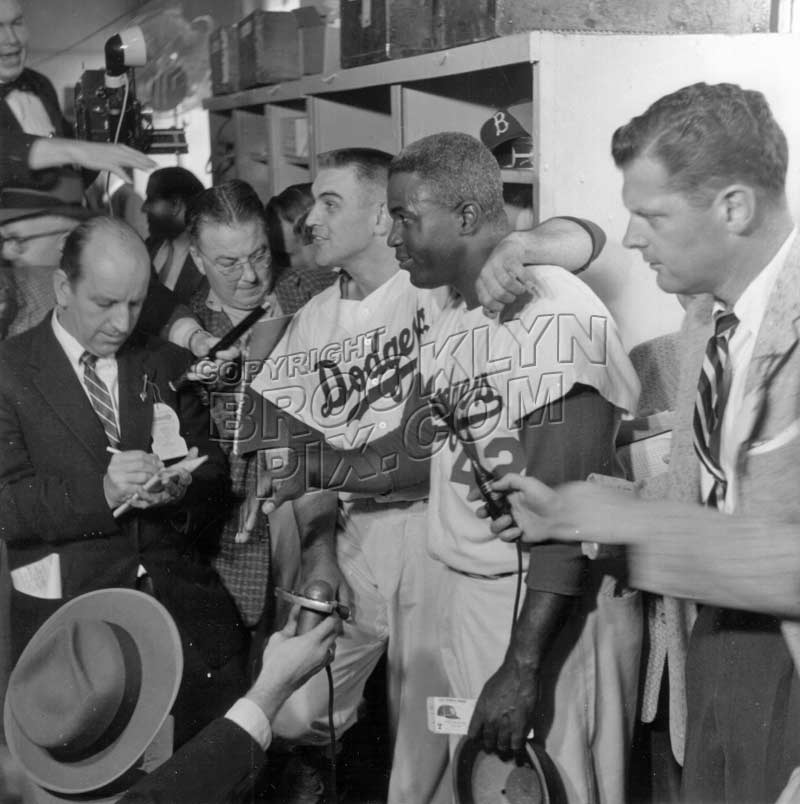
[477,82,800,803]
[0,216,248,747]
[4,589,342,804]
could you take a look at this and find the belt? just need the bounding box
[449,566,523,581]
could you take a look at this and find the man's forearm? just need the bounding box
[294,491,338,558]
[506,588,575,671]
[517,217,605,273]
[625,500,800,618]
[244,392,432,497]
[302,427,430,495]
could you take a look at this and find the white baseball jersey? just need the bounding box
[250,270,447,450]
[421,265,640,576]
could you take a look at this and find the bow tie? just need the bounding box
[0,72,35,101]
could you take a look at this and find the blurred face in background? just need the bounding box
[0,0,28,83]
[0,214,76,269]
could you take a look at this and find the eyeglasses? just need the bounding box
[195,245,271,278]
[0,228,73,253]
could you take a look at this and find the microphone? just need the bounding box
[169,300,271,392]
[296,580,335,635]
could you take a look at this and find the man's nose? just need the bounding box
[305,202,322,228]
[622,217,647,250]
[387,220,402,248]
[240,259,258,283]
[0,23,21,46]
[110,305,132,332]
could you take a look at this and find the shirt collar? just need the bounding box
[51,307,88,369]
[51,308,118,367]
[204,288,277,319]
[714,227,798,335]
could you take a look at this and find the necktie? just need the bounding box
[0,73,35,101]
[80,351,120,448]
[693,310,739,507]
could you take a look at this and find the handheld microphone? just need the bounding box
[275,581,350,633]
[169,301,271,392]
[297,580,335,635]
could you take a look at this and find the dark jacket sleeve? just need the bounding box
[521,383,620,596]
[137,278,185,340]
[0,69,96,190]
[134,339,232,548]
[119,718,266,804]
[0,351,119,544]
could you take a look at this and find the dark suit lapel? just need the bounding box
[117,339,155,452]
[28,315,109,469]
[173,253,207,303]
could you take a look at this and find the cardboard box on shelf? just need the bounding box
[209,24,241,95]
[238,10,304,87]
[340,0,438,68]
[438,0,771,48]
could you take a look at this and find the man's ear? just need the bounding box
[175,198,187,223]
[717,184,756,234]
[459,201,480,235]
[188,245,206,275]
[56,230,70,254]
[374,201,392,236]
[53,268,72,307]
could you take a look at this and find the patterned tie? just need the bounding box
[80,351,120,448]
[693,310,739,507]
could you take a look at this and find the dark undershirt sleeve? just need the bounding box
[519,383,619,596]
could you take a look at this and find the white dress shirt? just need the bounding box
[706,228,798,513]
[225,698,272,750]
[5,88,55,136]
[153,233,193,291]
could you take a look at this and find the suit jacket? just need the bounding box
[147,237,208,307]
[0,314,244,668]
[119,718,265,804]
[659,232,800,761]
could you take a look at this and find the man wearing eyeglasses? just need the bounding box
[0,189,87,337]
[0,184,220,357]
[183,180,307,643]
[0,214,249,750]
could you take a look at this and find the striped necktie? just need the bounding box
[80,351,120,448]
[693,310,739,507]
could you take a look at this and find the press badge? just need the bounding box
[427,697,475,735]
[151,402,188,461]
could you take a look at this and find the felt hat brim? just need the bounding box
[4,589,183,796]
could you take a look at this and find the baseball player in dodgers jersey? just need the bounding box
[246,147,606,803]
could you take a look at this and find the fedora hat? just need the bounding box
[453,735,566,804]
[0,174,94,225]
[4,588,183,799]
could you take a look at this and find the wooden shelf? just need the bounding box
[500,168,535,183]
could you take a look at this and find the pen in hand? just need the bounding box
[105,447,207,518]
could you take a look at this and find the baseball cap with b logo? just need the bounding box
[479,108,534,169]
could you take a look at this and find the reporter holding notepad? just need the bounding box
[0,216,249,749]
